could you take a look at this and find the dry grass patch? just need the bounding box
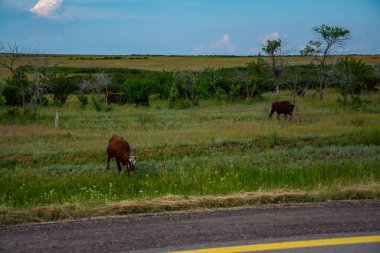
[1,185,379,224]
[0,124,64,137]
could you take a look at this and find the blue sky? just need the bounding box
[0,0,379,55]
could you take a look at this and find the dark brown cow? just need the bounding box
[364,78,379,92]
[269,101,295,120]
[239,90,259,99]
[105,93,119,104]
[106,135,136,175]
[297,88,305,97]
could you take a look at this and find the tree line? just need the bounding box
[1,25,379,117]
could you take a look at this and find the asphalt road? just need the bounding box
[0,200,379,253]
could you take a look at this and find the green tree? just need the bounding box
[246,58,271,97]
[2,70,29,107]
[0,44,32,115]
[300,24,350,100]
[335,56,368,104]
[262,39,288,102]
[123,78,151,104]
[169,71,202,108]
[199,67,223,98]
[42,67,74,105]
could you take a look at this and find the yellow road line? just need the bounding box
[168,235,380,253]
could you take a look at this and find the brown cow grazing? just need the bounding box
[269,101,295,120]
[106,135,137,175]
[105,93,120,104]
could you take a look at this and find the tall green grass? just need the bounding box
[1,158,378,208]
[1,89,380,213]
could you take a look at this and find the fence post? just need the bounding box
[55,111,59,128]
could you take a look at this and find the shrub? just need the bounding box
[122,78,151,104]
[5,107,20,119]
[0,95,5,106]
[77,94,89,108]
[91,94,103,111]
[51,77,76,106]
[36,96,49,106]
[335,56,369,104]
[2,77,28,106]
[215,87,228,100]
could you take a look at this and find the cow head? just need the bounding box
[129,156,137,167]
[123,156,136,172]
[290,104,295,112]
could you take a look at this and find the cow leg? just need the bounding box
[128,161,134,176]
[116,159,122,174]
[125,160,132,176]
[268,109,274,119]
[106,156,111,171]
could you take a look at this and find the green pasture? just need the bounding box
[1,89,380,223]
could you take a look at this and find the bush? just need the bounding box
[43,68,76,106]
[91,95,103,111]
[77,94,89,108]
[5,107,20,119]
[215,87,228,100]
[116,93,128,105]
[0,95,5,106]
[2,77,28,106]
[335,56,369,104]
[51,78,76,106]
[169,98,194,109]
[36,96,49,106]
[122,79,151,104]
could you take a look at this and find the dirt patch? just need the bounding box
[12,154,34,163]
[0,154,36,165]
[0,125,64,137]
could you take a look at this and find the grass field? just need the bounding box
[0,89,379,223]
[0,54,379,77]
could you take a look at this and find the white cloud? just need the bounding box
[209,34,236,54]
[221,34,229,43]
[260,32,280,45]
[30,0,63,17]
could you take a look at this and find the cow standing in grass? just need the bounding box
[269,101,295,120]
[106,135,136,175]
[105,93,119,104]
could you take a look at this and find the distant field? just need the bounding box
[0,54,379,76]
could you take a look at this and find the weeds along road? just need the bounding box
[0,200,379,253]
